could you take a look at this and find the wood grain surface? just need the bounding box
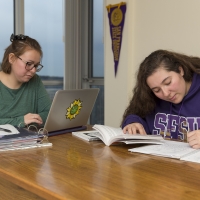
[0,131,200,200]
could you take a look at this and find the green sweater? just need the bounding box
[0,74,51,127]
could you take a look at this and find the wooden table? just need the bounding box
[0,132,200,200]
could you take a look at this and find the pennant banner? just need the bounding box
[106,2,126,77]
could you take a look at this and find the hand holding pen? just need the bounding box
[187,130,200,149]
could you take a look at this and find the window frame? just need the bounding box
[14,0,104,125]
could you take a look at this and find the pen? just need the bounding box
[0,128,12,133]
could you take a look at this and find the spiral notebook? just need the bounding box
[44,88,99,136]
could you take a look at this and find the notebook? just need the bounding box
[43,88,99,136]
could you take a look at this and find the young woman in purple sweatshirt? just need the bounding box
[121,50,200,149]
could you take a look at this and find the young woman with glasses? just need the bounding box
[0,34,51,127]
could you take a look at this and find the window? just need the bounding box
[0,1,13,66]
[93,0,104,77]
[89,0,104,125]
[25,0,64,100]
[6,0,104,125]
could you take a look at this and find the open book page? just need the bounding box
[0,124,20,135]
[72,130,101,142]
[92,125,126,146]
[180,150,200,163]
[122,139,164,144]
[129,140,195,159]
[92,124,164,146]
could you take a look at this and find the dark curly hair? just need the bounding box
[121,49,200,126]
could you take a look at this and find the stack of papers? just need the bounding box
[0,124,52,151]
[129,140,200,163]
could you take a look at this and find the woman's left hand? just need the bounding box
[24,113,43,125]
[187,130,200,149]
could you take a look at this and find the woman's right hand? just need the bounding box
[122,123,147,135]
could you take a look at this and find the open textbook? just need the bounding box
[75,124,164,146]
[129,140,200,163]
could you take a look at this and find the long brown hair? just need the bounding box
[1,34,43,74]
[121,49,200,126]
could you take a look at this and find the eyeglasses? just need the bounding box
[16,56,43,72]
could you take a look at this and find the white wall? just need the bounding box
[104,0,200,127]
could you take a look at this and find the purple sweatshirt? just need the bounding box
[122,73,200,140]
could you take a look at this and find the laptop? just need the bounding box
[43,88,99,136]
